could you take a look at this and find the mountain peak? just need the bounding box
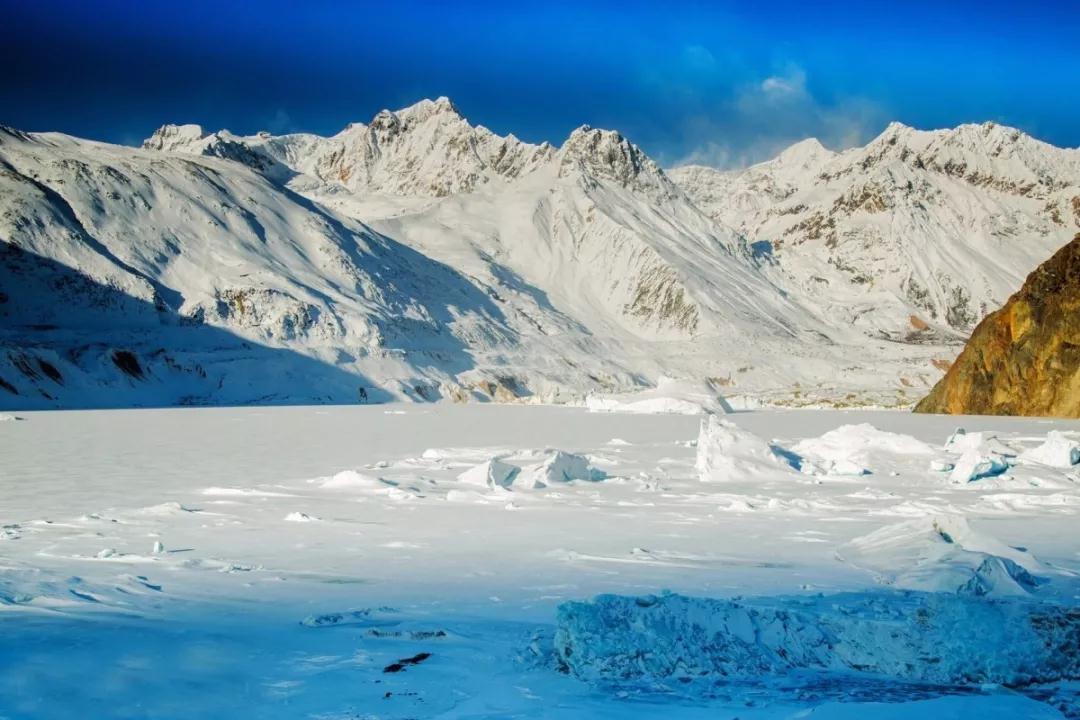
[558,125,676,198]
[394,96,463,124]
[774,137,835,168]
[142,123,209,151]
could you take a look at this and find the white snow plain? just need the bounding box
[2,405,1079,718]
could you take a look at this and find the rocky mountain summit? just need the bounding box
[915,233,1080,417]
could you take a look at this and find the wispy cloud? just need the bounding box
[656,56,889,170]
[263,108,297,135]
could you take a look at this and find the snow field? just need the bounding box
[1,405,1079,718]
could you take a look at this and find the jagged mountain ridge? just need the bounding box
[143,97,556,198]
[5,97,1070,409]
[670,121,1080,343]
[139,100,827,344]
[0,125,547,406]
[4,104,910,410]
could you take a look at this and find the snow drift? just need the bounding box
[1020,431,1080,468]
[837,515,1047,596]
[793,423,933,476]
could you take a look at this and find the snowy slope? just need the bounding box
[10,100,1076,409]
[0,121,819,409]
[670,122,1080,340]
[0,125,532,407]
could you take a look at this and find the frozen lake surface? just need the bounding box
[1,405,1078,718]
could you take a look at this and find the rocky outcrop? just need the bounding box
[915,234,1080,417]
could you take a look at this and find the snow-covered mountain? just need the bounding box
[3,99,1071,410]
[142,97,555,198]
[670,122,1080,342]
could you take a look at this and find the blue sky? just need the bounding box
[2,0,1078,167]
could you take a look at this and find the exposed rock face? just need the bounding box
[915,234,1080,417]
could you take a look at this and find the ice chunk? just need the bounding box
[456,458,518,489]
[554,591,1080,688]
[944,428,1017,456]
[695,415,789,482]
[284,512,319,522]
[928,459,955,472]
[837,515,1045,596]
[1020,431,1080,468]
[516,450,605,488]
[824,459,870,476]
[945,427,976,452]
[793,423,932,476]
[949,449,1009,483]
[319,470,385,489]
[445,489,491,503]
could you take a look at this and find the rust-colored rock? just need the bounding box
[915,234,1080,417]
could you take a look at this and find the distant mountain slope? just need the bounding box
[0,116,881,410]
[915,234,1080,417]
[0,125,536,406]
[670,122,1080,342]
[8,99,1073,410]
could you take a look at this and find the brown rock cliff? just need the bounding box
[915,234,1080,417]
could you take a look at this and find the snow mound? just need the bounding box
[0,414,22,422]
[319,470,386,490]
[1020,431,1080,468]
[695,415,791,482]
[949,449,1010,483]
[284,512,319,522]
[837,515,1046,596]
[515,450,606,488]
[585,377,729,416]
[456,458,518,489]
[793,424,933,476]
[554,591,1080,689]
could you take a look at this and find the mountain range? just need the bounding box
[2,97,1078,409]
